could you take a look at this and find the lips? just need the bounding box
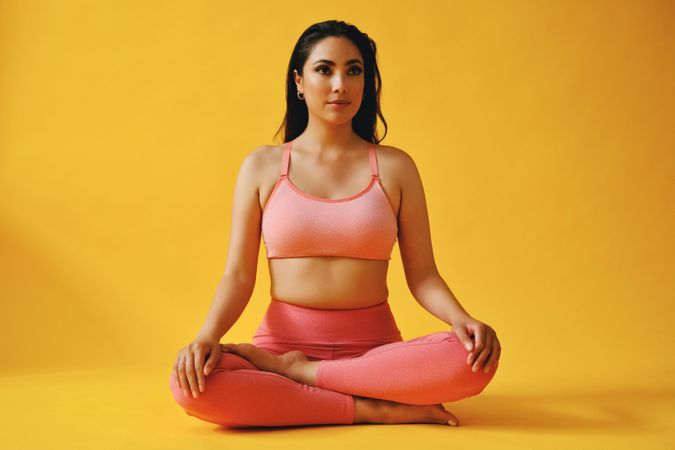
[328,100,350,104]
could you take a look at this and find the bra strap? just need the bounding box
[280,140,292,178]
[368,143,379,178]
[283,140,377,178]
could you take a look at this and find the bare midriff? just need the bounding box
[268,257,390,310]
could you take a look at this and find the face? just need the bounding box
[294,36,365,124]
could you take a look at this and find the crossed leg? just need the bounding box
[170,331,499,427]
[169,348,355,427]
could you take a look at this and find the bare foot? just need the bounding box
[221,343,316,385]
[354,396,460,426]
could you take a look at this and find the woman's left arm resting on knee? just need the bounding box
[395,149,501,372]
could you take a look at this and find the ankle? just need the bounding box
[353,396,385,424]
[284,358,319,386]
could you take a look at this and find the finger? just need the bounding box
[472,324,485,356]
[177,356,190,397]
[473,348,492,373]
[452,327,474,353]
[466,325,483,366]
[484,337,502,373]
[172,364,180,389]
[194,348,206,393]
[173,360,182,386]
[185,352,199,399]
[204,344,221,377]
[472,332,493,372]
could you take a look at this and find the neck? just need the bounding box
[295,118,363,155]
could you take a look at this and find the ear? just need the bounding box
[293,69,302,87]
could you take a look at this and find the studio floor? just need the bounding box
[1,364,673,450]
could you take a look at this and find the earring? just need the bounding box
[297,91,304,100]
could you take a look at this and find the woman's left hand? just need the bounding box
[451,316,501,374]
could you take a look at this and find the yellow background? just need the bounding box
[1,0,673,448]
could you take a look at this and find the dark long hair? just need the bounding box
[273,20,388,145]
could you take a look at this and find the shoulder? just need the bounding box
[373,143,420,181]
[235,145,285,192]
[238,144,281,173]
[244,144,279,163]
[229,145,274,189]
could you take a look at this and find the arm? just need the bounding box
[397,149,502,370]
[396,149,472,326]
[195,147,266,342]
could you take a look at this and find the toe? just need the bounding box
[443,411,459,426]
[433,404,458,426]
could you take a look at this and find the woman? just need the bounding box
[169,19,501,428]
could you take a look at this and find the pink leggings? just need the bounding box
[169,298,499,427]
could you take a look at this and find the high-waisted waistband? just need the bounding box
[251,298,403,360]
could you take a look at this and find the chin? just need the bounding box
[322,115,354,125]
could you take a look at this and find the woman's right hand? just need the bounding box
[173,338,223,399]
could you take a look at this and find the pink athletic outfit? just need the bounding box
[261,139,398,260]
[169,139,499,427]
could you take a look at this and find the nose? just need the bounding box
[331,73,348,91]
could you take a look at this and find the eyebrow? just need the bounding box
[312,58,363,66]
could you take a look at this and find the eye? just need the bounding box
[315,65,363,75]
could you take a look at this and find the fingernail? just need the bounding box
[472,366,477,373]
[193,391,198,399]
[483,365,490,373]
[183,389,188,397]
[465,343,472,351]
[199,384,204,392]
[448,420,458,426]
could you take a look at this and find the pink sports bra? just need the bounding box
[261,139,398,261]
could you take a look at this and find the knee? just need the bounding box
[469,357,500,396]
[434,331,501,398]
[168,370,239,426]
[168,371,205,413]
[169,370,189,406]
[168,354,255,425]
[169,352,251,397]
